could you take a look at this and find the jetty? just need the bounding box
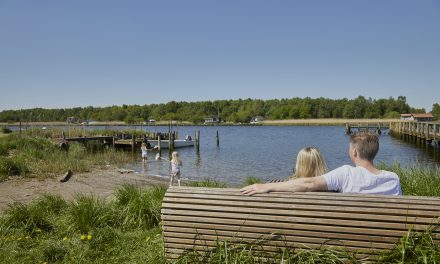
[345,122,390,134]
[389,121,440,146]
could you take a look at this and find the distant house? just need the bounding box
[400,113,433,122]
[204,115,220,124]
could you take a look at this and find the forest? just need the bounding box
[0,96,438,124]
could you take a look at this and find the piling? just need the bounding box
[131,133,135,157]
[216,129,219,146]
[195,130,200,153]
[434,124,437,143]
[158,136,162,158]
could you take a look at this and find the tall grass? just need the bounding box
[379,163,440,196]
[0,184,166,263]
[0,134,131,181]
[114,184,167,230]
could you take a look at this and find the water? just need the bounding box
[8,125,440,185]
[129,125,439,185]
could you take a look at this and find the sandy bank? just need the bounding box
[0,168,169,212]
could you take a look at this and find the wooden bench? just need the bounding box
[161,187,440,261]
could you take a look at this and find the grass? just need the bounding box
[188,178,227,188]
[242,176,263,186]
[1,173,440,263]
[381,163,440,196]
[0,134,132,182]
[0,185,167,264]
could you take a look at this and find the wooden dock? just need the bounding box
[345,122,390,134]
[389,121,440,146]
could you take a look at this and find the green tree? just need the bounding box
[432,103,440,120]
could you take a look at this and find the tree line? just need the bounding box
[0,96,437,124]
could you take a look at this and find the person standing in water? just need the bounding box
[141,142,148,163]
[170,151,182,186]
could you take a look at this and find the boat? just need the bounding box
[148,139,194,149]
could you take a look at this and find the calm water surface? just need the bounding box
[124,126,439,185]
[10,125,440,185]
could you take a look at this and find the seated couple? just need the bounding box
[241,132,402,196]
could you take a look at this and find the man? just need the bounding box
[240,132,402,196]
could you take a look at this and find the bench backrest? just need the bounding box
[161,187,440,261]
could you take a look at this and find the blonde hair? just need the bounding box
[292,147,327,178]
[171,151,182,165]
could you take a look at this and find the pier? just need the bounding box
[345,122,390,135]
[389,121,440,146]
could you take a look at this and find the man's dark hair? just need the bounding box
[349,132,379,161]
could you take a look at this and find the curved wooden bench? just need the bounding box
[161,187,440,261]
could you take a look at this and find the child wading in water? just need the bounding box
[141,142,148,163]
[170,151,182,186]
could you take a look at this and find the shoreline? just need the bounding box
[0,118,400,127]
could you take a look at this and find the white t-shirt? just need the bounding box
[323,165,402,195]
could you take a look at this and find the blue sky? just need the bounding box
[0,0,439,111]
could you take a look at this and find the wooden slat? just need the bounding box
[164,192,440,211]
[161,203,439,225]
[163,197,440,217]
[161,209,437,231]
[167,187,440,203]
[163,221,407,243]
[163,226,395,249]
[162,215,419,238]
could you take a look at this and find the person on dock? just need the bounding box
[170,151,183,187]
[241,132,402,196]
[141,142,148,163]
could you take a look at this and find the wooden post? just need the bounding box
[19,121,22,137]
[434,124,437,143]
[112,136,115,147]
[173,131,176,149]
[195,130,200,153]
[168,132,172,156]
[157,135,162,158]
[216,129,219,146]
[426,123,429,140]
[131,133,135,157]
